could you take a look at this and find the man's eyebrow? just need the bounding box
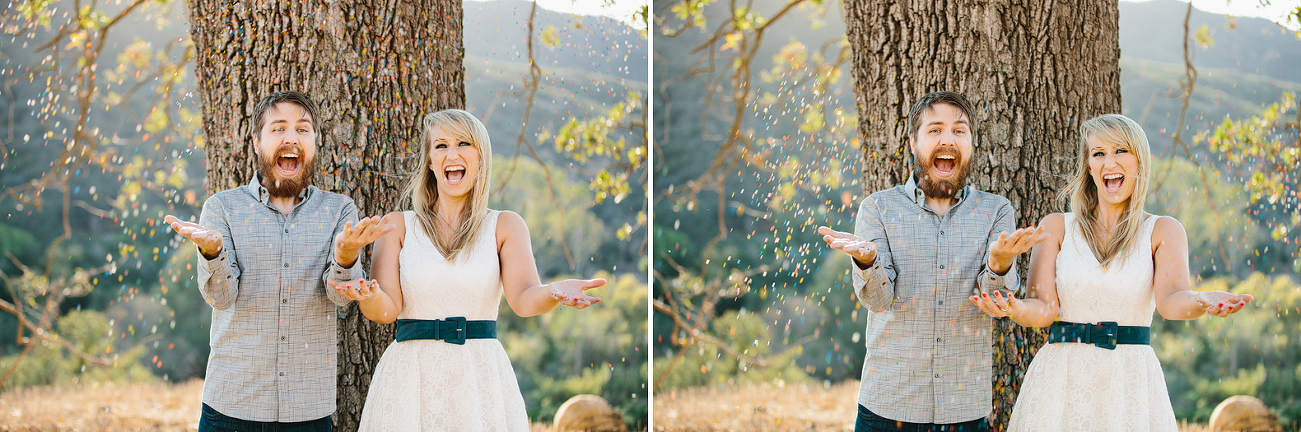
[924,118,969,127]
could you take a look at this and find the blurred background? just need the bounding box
[652,0,1300,429]
[0,0,648,429]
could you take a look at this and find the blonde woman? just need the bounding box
[328,109,605,431]
[969,114,1252,430]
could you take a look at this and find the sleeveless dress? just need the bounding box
[1007,214,1177,431]
[357,210,529,431]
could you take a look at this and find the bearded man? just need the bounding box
[819,91,1048,431]
[164,91,391,431]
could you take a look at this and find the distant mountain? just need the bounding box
[464,0,648,83]
[1117,0,1301,158]
[1119,0,1300,84]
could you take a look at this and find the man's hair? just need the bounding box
[906,91,978,143]
[252,91,320,138]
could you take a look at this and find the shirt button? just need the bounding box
[284,228,289,233]
[284,263,289,268]
[280,336,286,341]
[939,265,945,269]
[939,230,945,235]
[937,337,942,342]
[935,374,940,378]
[282,299,288,304]
[279,372,285,377]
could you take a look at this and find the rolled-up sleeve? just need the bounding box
[976,198,1020,296]
[321,200,365,307]
[196,198,240,310]
[852,197,897,312]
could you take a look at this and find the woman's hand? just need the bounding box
[328,278,382,302]
[969,290,1022,319]
[1194,291,1254,317]
[547,278,606,309]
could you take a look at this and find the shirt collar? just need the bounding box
[904,172,969,207]
[246,173,311,207]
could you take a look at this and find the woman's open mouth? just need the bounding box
[445,165,466,185]
[1103,173,1125,193]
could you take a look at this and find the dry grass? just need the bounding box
[653,380,1226,432]
[0,379,203,432]
[654,380,859,431]
[0,380,562,431]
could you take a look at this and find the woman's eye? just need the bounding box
[1116,148,1128,154]
[459,141,472,147]
[434,143,447,149]
[1092,151,1104,157]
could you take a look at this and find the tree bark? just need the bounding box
[186,1,465,430]
[842,0,1121,428]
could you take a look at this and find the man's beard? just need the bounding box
[914,147,971,199]
[256,148,316,198]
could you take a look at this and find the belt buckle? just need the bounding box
[438,317,467,345]
[1092,321,1118,350]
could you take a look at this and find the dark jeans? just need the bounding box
[199,404,331,432]
[855,404,988,432]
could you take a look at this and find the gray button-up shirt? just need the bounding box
[852,175,1019,424]
[196,176,362,422]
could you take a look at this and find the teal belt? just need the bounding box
[394,318,496,345]
[1048,321,1149,350]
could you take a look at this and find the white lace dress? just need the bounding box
[1007,214,1177,432]
[357,210,529,431]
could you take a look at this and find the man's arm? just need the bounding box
[322,200,366,307]
[193,198,240,310]
[851,197,898,312]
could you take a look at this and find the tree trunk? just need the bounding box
[842,0,1121,428]
[186,1,465,430]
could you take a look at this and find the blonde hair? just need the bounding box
[404,109,493,261]
[1060,114,1152,268]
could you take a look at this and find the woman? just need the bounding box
[328,109,605,431]
[969,114,1252,431]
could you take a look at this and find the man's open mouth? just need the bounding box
[933,153,957,177]
[276,152,301,176]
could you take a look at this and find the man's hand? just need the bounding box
[988,226,1050,274]
[334,216,396,268]
[818,226,877,269]
[164,215,222,259]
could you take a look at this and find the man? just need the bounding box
[165,91,391,431]
[819,91,1047,431]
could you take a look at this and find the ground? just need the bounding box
[0,380,561,431]
[653,380,1229,431]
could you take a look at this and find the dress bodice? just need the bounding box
[1054,213,1161,326]
[397,210,502,321]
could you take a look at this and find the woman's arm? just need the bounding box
[497,211,603,317]
[1152,216,1252,320]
